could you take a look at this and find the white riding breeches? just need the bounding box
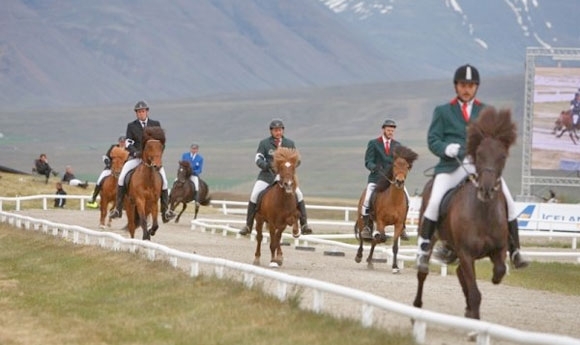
[423,162,516,221]
[573,114,579,125]
[189,175,200,192]
[96,169,111,185]
[249,177,304,203]
[117,158,169,190]
[362,183,376,214]
[362,182,410,215]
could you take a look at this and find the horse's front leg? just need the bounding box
[391,223,402,274]
[253,219,264,266]
[268,224,282,268]
[149,202,159,237]
[135,202,150,241]
[457,255,481,319]
[175,202,187,223]
[489,250,507,284]
[273,227,284,267]
[556,128,567,138]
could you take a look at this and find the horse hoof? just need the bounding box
[268,262,279,268]
[366,263,374,270]
[392,268,400,274]
[99,225,106,230]
[355,256,362,264]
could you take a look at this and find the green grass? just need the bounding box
[0,225,414,345]
[442,259,580,296]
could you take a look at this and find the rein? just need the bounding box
[454,157,501,191]
[376,167,403,189]
[142,139,162,168]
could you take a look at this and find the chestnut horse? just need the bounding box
[553,109,579,145]
[124,127,165,240]
[253,147,301,268]
[354,146,418,273]
[98,146,129,228]
[169,160,211,223]
[413,107,516,320]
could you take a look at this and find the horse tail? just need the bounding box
[199,179,211,206]
[353,222,360,241]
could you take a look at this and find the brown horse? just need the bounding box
[124,127,165,240]
[98,146,129,229]
[553,109,579,145]
[413,107,516,320]
[169,160,211,223]
[253,147,301,268]
[354,146,418,273]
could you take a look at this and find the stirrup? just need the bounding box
[301,224,312,235]
[433,244,457,265]
[361,226,373,240]
[239,226,252,236]
[109,209,122,219]
[510,250,529,269]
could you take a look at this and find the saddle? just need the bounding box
[255,184,275,212]
[438,176,471,221]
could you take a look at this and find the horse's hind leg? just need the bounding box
[355,224,364,263]
[253,221,263,266]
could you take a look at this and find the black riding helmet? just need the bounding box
[269,118,285,129]
[454,64,480,85]
[134,100,149,111]
[382,119,397,128]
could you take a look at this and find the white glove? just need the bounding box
[444,143,461,158]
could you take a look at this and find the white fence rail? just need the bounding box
[1,210,579,345]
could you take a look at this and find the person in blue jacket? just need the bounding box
[180,143,204,205]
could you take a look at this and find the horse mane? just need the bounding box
[141,126,166,152]
[178,160,193,176]
[466,107,517,160]
[272,147,300,171]
[375,145,418,193]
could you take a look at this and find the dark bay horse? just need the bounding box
[413,107,517,320]
[354,146,418,273]
[253,147,301,268]
[124,127,165,240]
[169,160,211,223]
[99,146,129,229]
[553,109,579,145]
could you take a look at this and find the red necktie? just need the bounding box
[385,140,390,155]
[462,102,469,122]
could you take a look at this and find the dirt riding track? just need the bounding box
[13,208,580,345]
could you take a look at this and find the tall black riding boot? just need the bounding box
[239,202,257,235]
[90,184,101,203]
[297,200,312,235]
[361,209,374,240]
[416,218,437,273]
[161,189,175,223]
[109,185,126,219]
[508,220,529,269]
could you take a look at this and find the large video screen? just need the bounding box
[531,66,580,171]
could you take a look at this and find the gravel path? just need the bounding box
[12,208,580,345]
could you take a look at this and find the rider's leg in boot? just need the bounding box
[239,202,257,235]
[361,208,373,240]
[87,183,101,207]
[109,185,126,219]
[161,189,175,223]
[416,218,437,273]
[508,220,529,269]
[297,200,312,235]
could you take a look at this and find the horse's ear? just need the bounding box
[296,159,301,168]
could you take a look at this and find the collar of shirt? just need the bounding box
[460,100,473,116]
[382,136,390,145]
